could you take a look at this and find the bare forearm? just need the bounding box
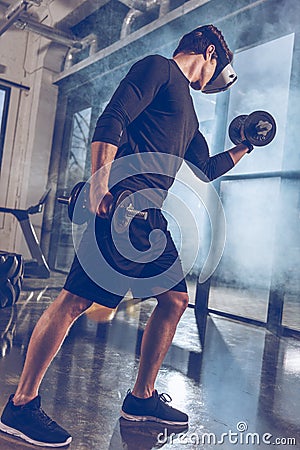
[228,143,249,165]
[90,141,118,215]
[91,141,118,190]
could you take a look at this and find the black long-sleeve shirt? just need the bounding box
[92,55,234,207]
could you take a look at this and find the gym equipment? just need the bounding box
[0,252,24,308]
[0,189,51,278]
[228,110,276,149]
[112,190,148,234]
[58,182,148,233]
[58,182,89,225]
[0,306,17,357]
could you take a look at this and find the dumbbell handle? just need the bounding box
[58,193,148,221]
[126,204,148,220]
[57,196,69,205]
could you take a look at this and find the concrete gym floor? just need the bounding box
[0,272,300,450]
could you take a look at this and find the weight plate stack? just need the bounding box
[0,251,24,308]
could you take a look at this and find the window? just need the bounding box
[55,107,92,269]
[65,107,92,189]
[225,33,294,175]
[208,34,295,323]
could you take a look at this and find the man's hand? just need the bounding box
[89,188,114,218]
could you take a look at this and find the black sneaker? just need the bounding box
[0,394,72,447]
[121,390,188,425]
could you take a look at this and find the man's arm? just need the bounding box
[89,56,170,216]
[89,141,118,216]
[184,130,248,182]
[228,143,249,164]
[92,55,170,148]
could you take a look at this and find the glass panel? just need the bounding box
[164,163,211,303]
[167,34,294,306]
[164,92,217,302]
[226,33,294,175]
[272,343,300,428]
[206,34,295,323]
[65,107,92,189]
[281,179,300,331]
[209,177,281,322]
[56,107,92,270]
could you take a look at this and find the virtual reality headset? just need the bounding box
[195,25,237,94]
[202,62,237,94]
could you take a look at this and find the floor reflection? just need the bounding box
[0,272,300,449]
[116,419,188,449]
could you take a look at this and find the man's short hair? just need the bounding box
[173,24,233,65]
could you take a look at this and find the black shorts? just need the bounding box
[64,207,187,308]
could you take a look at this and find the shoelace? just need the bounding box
[158,393,173,404]
[128,389,173,405]
[31,408,57,429]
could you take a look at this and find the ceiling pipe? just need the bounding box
[119,0,170,38]
[0,0,85,51]
[158,0,170,17]
[119,0,159,12]
[0,0,27,36]
[0,0,42,37]
[15,17,83,48]
[4,0,27,20]
[81,33,98,54]
[0,0,98,74]
[120,9,143,39]
[4,0,41,20]
[64,33,98,70]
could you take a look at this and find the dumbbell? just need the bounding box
[229,110,276,151]
[58,182,148,233]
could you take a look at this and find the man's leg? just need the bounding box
[132,290,189,398]
[121,290,189,425]
[13,289,92,406]
[0,289,92,447]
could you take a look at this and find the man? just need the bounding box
[0,24,251,447]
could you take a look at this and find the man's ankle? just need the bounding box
[12,393,37,406]
[131,388,154,399]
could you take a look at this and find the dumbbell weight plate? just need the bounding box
[228,115,248,145]
[244,110,276,146]
[69,182,90,225]
[112,190,133,234]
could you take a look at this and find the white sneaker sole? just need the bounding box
[0,420,72,447]
[120,410,188,426]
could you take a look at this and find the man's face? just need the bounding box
[190,54,217,91]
